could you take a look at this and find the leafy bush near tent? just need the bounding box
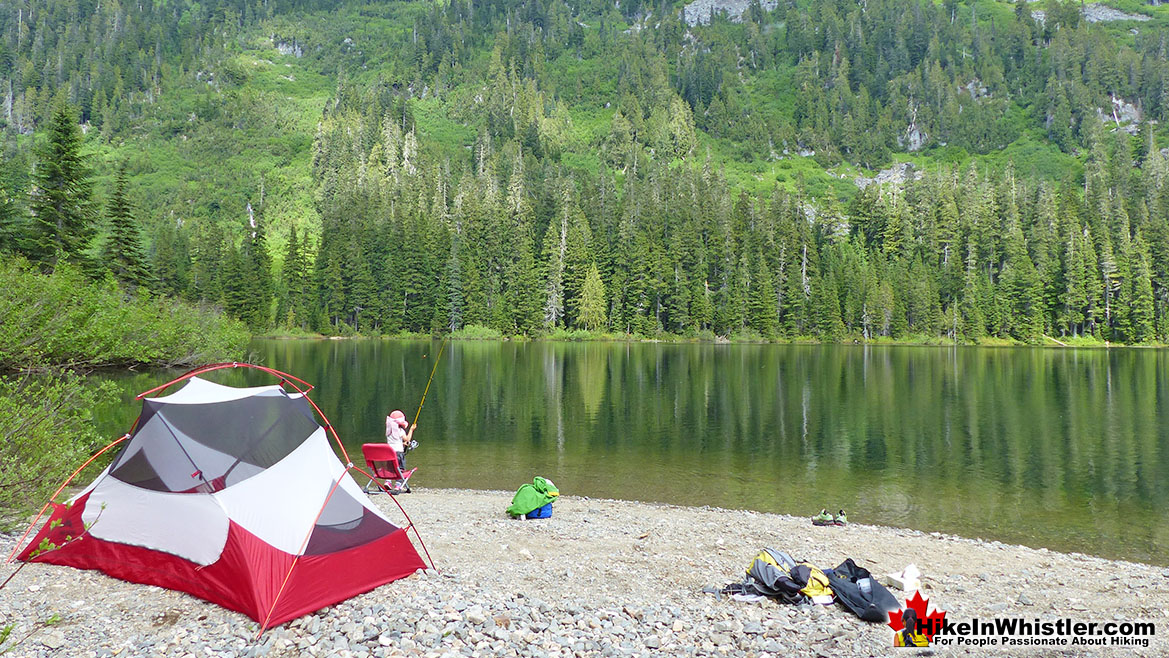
[0,258,250,370]
[0,370,112,529]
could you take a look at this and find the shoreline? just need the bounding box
[2,488,1166,657]
[257,332,1160,349]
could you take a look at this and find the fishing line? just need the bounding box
[412,337,449,428]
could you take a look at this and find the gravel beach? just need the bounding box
[2,488,1166,657]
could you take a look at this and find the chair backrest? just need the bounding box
[361,443,404,479]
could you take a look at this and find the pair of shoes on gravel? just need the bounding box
[811,509,847,526]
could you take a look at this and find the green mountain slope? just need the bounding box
[2,0,1168,343]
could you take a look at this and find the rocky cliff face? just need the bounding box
[1031,2,1151,24]
[683,0,777,26]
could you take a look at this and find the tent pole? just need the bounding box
[272,375,353,466]
[5,434,129,564]
[11,362,433,635]
[349,464,437,571]
[135,363,314,400]
[256,476,348,636]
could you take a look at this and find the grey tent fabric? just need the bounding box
[109,386,319,493]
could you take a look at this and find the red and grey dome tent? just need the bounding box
[7,363,431,630]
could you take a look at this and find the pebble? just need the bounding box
[40,632,65,650]
[2,489,1167,658]
[465,606,488,625]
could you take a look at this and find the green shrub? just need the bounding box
[450,324,504,340]
[0,258,250,370]
[730,328,769,343]
[0,370,114,529]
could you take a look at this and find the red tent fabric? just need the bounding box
[14,366,427,629]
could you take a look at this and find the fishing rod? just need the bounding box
[410,336,449,442]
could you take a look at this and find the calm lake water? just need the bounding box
[92,340,1169,564]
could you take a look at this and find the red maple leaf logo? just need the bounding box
[888,590,947,643]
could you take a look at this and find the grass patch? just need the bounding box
[258,327,326,339]
[451,324,504,340]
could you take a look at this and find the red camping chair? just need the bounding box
[361,443,416,494]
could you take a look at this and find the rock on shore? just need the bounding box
[2,488,1166,657]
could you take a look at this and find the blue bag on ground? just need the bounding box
[506,477,559,518]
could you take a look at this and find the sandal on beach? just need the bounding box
[812,509,835,526]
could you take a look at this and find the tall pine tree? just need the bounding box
[100,164,151,289]
[29,100,96,269]
[578,262,608,331]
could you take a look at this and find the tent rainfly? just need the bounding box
[8,364,429,630]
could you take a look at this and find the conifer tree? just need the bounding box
[720,254,749,335]
[1067,225,1102,337]
[152,220,190,297]
[239,203,273,330]
[349,239,377,332]
[1098,232,1121,340]
[813,270,844,340]
[100,164,151,289]
[29,100,96,268]
[221,244,248,320]
[454,185,488,327]
[446,235,465,331]
[292,229,314,328]
[1000,216,1042,341]
[542,193,569,329]
[189,224,226,304]
[315,224,347,332]
[562,189,593,328]
[0,144,29,254]
[1128,235,1155,343]
[747,253,777,336]
[277,228,302,327]
[961,235,985,340]
[578,262,608,331]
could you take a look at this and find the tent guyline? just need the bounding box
[9,363,434,632]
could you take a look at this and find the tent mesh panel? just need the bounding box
[109,390,319,493]
[304,483,400,555]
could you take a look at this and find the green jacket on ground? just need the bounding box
[506,477,559,517]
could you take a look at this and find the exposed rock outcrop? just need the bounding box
[682,0,777,26]
[854,162,923,190]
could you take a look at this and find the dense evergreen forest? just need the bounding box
[1,0,1168,343]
